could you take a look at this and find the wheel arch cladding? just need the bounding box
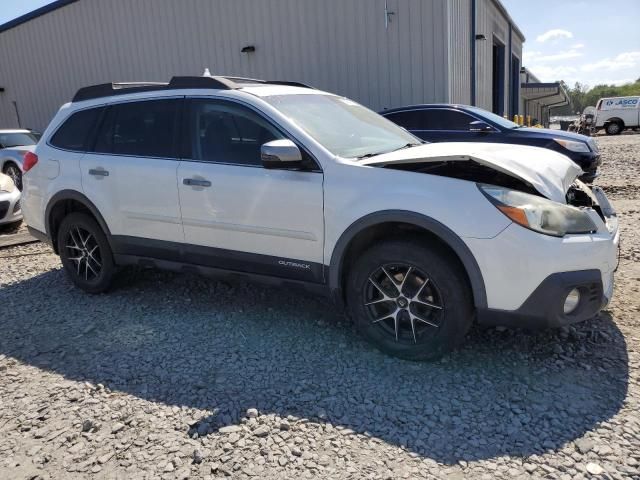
[329,210,487,309]
[45,190,112,254]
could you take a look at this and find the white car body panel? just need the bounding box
[80,153,184,243]
[177,161,324,262]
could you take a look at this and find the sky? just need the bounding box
[2,0,640,89]
[502,0,640,88]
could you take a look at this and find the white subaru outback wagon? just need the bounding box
[22,76,619,360]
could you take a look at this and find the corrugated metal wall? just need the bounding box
[474,0,523,114]
[447,0,472,105]
[0,0,451,131]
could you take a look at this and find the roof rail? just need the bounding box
[72,75,313,102]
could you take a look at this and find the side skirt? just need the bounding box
[113,254,331,298]
[110,235,329,289]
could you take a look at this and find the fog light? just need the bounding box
[563,288,581,314]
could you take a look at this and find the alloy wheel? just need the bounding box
[64,226,103,282]
[363,263,444,344]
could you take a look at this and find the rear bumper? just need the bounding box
[476,269,608,329]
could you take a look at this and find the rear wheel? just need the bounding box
[57,212,115,293]
[346,239,473,361]
[605,122,622,135]
[3,163,22,190]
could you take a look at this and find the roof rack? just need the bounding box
[72,75,314,102]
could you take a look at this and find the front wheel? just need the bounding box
[346,239,473,361]
[57,212,115,293]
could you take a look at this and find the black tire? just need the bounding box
[605,122,622,135]
[3,163,22,191]
[57,212,115,293]
[346,239,473,361]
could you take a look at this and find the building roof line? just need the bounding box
[0,0,79,34]
[490,0,526,41]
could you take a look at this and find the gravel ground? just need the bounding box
[1,135,639,480]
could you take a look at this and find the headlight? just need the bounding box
[478,184,597,237]
[0,175,15,193]
[554,138,590,153]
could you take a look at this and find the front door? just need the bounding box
[177,98,325,283]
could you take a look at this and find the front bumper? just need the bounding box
[477,269,607,329]
[465,186,619,328]
[0,188,22,225]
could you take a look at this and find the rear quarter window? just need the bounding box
[50,107,104,151]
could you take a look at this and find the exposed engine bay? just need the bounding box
[384,160,540,196]
[383,160,608,222]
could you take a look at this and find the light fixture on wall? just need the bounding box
[475,34,487,41]
[241,45,256,53]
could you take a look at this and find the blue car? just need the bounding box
[380,104,601,183]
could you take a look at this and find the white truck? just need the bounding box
[595,96,640,135]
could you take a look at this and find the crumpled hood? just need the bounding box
[360,142,583,203]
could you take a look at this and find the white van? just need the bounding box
[595,96,640,135]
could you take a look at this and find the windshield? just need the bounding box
[0,132,38,148]
[466,106,520,129]
[263,94,420,158]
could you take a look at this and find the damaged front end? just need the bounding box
[362,143,617,238]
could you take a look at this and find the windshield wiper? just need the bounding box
[357,143,422,160]
[391,142,423,152]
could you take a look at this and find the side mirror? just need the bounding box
[469,120,493,133]
[261,139,303,169]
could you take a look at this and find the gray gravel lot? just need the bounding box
[1,135,639,479]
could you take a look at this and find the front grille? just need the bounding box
[0,200,9,219]
[12,199,21,213]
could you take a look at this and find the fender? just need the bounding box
[328,210,488,309]
[45,189,112,251]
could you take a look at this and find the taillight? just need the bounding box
[23,151,38,172]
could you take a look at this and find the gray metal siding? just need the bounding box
[0,0,451,130]
[474,0,522,115]
[447,0,472,105]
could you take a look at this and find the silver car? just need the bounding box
[0,129,39,190]
[0,173,22,226]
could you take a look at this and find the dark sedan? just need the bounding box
[380,104,601,183]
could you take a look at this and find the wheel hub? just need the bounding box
[65,226,102,281]
[364,264,444,344]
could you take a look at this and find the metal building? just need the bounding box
[0,0,527,131]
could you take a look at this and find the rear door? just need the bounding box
[81,98,184,245]
[176,97,325,283]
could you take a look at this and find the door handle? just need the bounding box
[183,178,211,187]
[88,168,109,177]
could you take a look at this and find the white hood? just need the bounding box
[360,142,583,203]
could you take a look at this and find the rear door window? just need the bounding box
[49,108,104,151]
[92,99,180,158]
